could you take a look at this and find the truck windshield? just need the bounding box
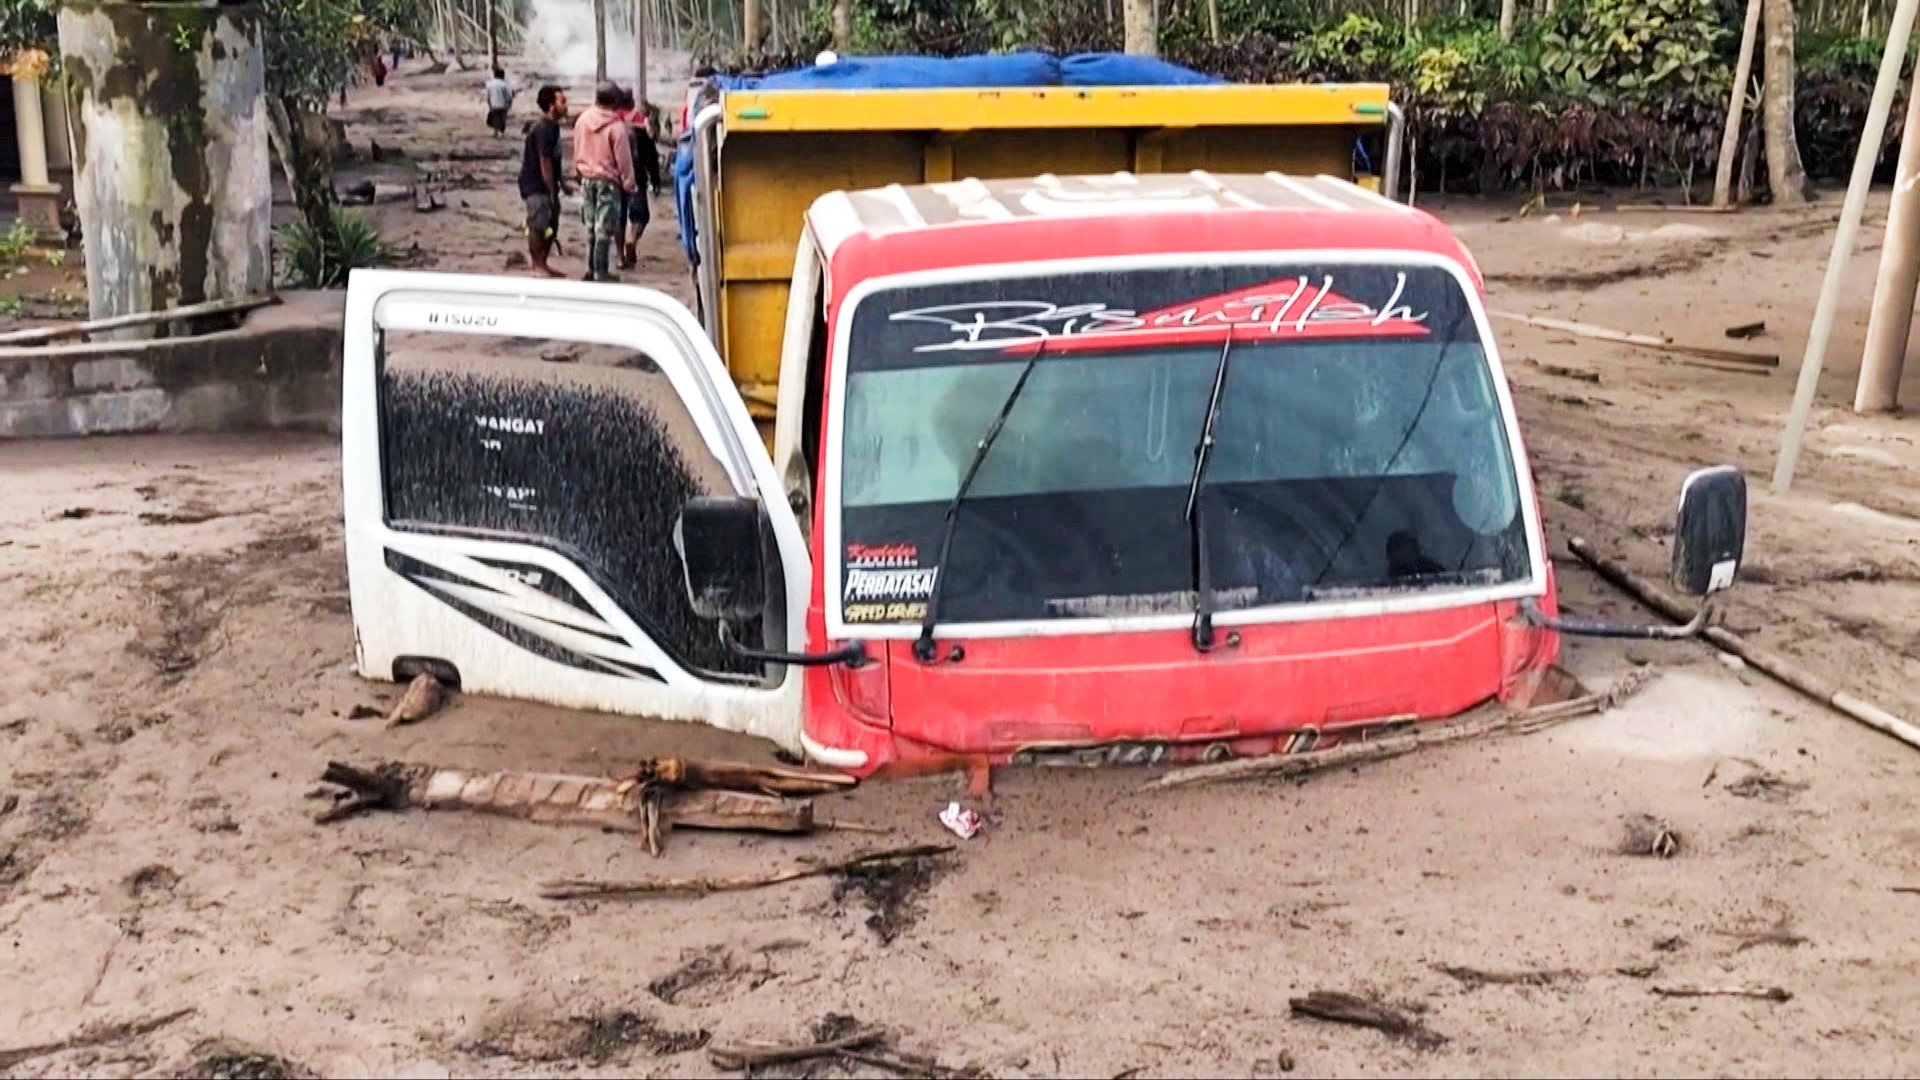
[834,262,1531,628]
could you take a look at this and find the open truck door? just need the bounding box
[341,271,809,752]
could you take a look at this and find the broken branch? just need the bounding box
[0,1008,195,1071]
[625,756,856,798]
[707,1027,885,1071]
[1434,964,1582,989]
[1652,984,1791,1002]
[1145,669,1654,791]
[1289,991,1446,1050]
[540,843,954,901]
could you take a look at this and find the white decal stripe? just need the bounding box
[417,574,620,638]
[418,578,658,668]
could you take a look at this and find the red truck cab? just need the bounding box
[770,173,1557,773]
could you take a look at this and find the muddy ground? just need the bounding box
[5,65,1920,1079]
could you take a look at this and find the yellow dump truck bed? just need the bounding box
[686,83,1401,424]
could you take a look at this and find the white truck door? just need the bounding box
[341,270,810,752]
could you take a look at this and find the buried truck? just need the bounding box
[341,169,1750,778]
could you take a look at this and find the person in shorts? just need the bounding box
[518,85,567,277]
[484,66,514,136]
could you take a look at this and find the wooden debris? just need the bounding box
[386,673,446,727]
[541,843,953,901]
[1434,964,1582,989]
[1652,984,1791,1002]
[0,295,276,347]
[708,1027,886,1071]
[1725,320,1767,339]
[0,1008,195,1071]
[1146,669,1655,791]
[620,756,856,798]
[1526,358,1603,383]
[313,760,816,855]
[1893,885,1920,895]
[1491,310,1779,367]
[1621,813,1682,858]
[1288,991,1446,1050]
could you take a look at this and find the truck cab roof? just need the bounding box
[807,172,1482,295]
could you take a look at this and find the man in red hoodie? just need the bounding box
[572,81,638,282]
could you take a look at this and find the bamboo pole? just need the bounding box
[1567,539,1920,752]
[1714,0,1765,207]
[1773,0,1920,493]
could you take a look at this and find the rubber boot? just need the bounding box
[620,243,637,269]
[589,238,614,282]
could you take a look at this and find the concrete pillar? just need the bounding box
[9,68,62,237]
[57,1,271,324]
[1856,79,1920,414]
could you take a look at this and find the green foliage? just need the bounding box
[0,0,57,60]
[0,220,35,273]
[276,205,385,289]
[263,0,428,109]
[1536,0,1728,107]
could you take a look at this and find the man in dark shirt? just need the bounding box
[518,85,567,278]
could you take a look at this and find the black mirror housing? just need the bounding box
[1671,466,1747,597]
[673,496,768,622]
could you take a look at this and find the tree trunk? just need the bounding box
[1499,0,1518,40]
[57,0,271,324]
[1206,0,1221,42]
[1123,0,1158,56]
[487,0,499,69]
[633,0,649,106]
[743,0,762,52]
[1761,0,1810,205]
[832,0,852,49]
[593,0,608,83]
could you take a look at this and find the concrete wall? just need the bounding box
[0,292,343,439]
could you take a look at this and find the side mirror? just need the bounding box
[1671,465,1747,597]
[672,496,767,622]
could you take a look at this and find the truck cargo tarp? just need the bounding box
[672,52,1224,266]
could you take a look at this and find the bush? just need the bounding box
[276,206,385,289]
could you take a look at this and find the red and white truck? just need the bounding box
[342,171,1746,778]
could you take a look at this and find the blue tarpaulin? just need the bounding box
[672,51,1226,268]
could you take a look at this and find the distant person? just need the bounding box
[519,85,568,278]
[572,81,639,282]
[484,66,514,137]
[614,88,663,270]
[370,51,388,88]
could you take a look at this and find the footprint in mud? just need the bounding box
[647,946,770,1007]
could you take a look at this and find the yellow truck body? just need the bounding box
[684,83,1403,436]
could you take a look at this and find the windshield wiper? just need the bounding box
[1185,331,1234,653]
[913,342,1047,664]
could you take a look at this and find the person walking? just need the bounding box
[572,81,638,283]
[519,85,568,278]
[484,66,514,137]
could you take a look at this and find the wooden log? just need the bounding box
[1491,310,1779,368]
[0,294,276,346]
[1652,984,1791,1002]
[1289,991,1445,1049]
[1566,538,1920,752]
[630,756,857,797]
[314,760,814,838]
